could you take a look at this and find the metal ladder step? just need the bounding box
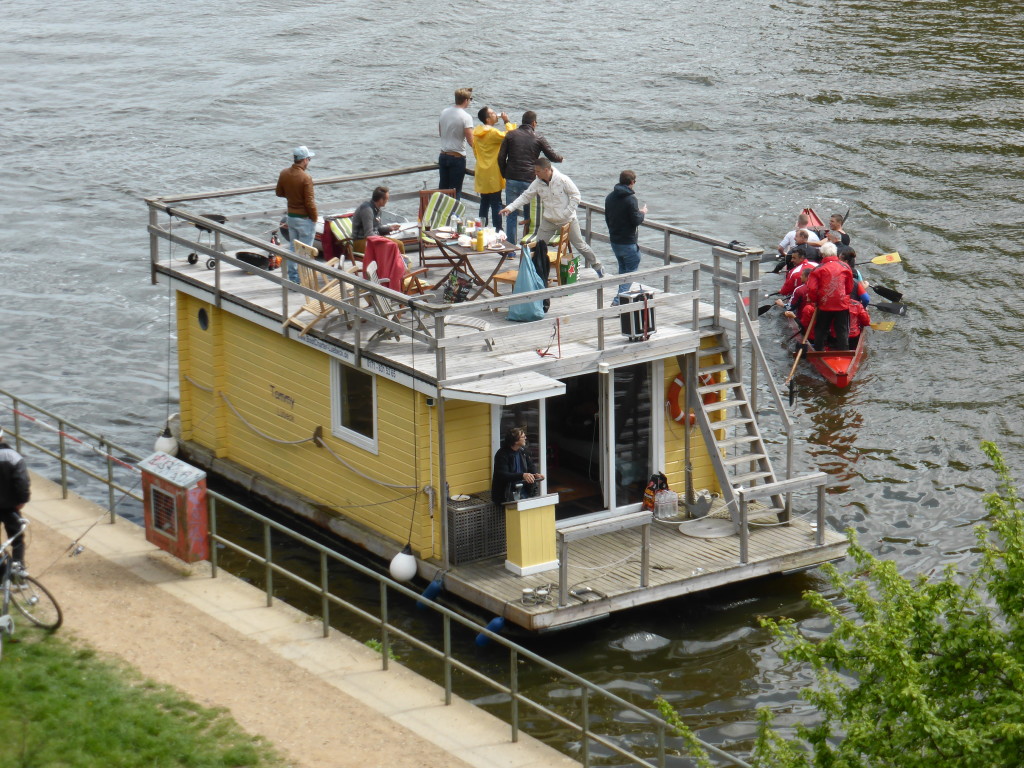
[698,362,734,376]
[722,453,767,467]
[717,434,759,449]
[715,416,754,430]
[698,345,729,358]
[704,398,747,413]
[698,380,740,395]
[731,470,774,485]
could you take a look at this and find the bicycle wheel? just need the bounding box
[11,575,62,631]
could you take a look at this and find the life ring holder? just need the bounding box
[667,374,718,425]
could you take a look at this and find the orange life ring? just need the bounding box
[667,374,718,425]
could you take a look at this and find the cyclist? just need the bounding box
[0,428,30,573]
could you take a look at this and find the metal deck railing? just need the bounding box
[0,388,752,767]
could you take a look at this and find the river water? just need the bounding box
[3,0,1023,760]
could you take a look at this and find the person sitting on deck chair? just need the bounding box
[490,427,544,504]
[352,186,405,257]
[805,242,854,351]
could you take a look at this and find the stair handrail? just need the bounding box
[734,291,794,496]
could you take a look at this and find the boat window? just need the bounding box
[330,361,377,453]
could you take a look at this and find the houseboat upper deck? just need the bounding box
[145,163,847,631]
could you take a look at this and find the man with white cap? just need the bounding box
[276,145,318,282]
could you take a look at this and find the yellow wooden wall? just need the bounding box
[176,292,446,558]
[662,342,724,495]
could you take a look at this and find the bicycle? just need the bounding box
[1,520,63,661]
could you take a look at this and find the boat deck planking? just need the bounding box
[160,255,725,387]
[442,512,846,631]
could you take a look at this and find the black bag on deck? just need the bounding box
[533,240,551,312]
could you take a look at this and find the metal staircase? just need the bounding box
[687,329,786,527]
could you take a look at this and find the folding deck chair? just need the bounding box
[282,240,352,336]
[418,189,466,268]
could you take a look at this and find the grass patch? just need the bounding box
[0,628,291,768]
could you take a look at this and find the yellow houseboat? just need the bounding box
[144,164,847,632]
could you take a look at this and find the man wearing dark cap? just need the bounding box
[276,145,318,283]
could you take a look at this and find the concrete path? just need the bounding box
[19,472,578,768]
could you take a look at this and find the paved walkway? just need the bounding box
[20,472,577,768]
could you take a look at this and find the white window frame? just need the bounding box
[331,360,378,454]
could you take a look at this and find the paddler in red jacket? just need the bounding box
[805,242,854,351]
[797,286,868,348]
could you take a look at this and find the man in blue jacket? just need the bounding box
[0,428,30,570]
[604,170,647,274]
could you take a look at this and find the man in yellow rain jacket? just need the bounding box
[472,106,516,234]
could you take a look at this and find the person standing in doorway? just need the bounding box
[472,106,516,232]
[438,87,474,200]
[500,158,605,277]
[276,145,318,283]
[604,170,648,275]
[491,428,544,504]
[0,428,30,572]
[497,111,563,244]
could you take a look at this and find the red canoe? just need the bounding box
[805,331,867,388]
[802,207,826,229]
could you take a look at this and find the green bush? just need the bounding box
[659,442,1024,768]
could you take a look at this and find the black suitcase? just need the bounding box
[618,289,656,341]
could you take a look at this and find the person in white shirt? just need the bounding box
[500,158,604,277]
[778,212,813,257]
[438,87,475,200]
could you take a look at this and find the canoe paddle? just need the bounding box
[785,307,817,407]
[871,251,901,265]
[874,301,907,316]
[870,320,896,332]
[872,284,903,303]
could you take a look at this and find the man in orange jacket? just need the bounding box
[805,242,853,351]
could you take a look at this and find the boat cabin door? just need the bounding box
[495,364,654,522]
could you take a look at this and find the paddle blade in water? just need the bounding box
[758,304,774,316]
[872,252,901,265]
[875,302,907,316]
[873,284,904,303]
[870,320,896,332]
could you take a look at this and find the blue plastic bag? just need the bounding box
[507,246,546,323]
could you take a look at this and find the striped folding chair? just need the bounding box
[519,198,564,250]
[328,216,362,265]
[418,190,466,268]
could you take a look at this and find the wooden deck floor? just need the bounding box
[438,511,847,631]
[158,254,720,386]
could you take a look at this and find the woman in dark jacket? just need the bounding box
[490,427,544,503]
